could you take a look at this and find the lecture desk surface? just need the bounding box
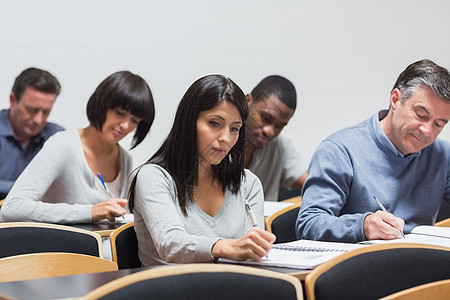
[0,264,309,300]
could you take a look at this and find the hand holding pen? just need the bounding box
[94,172,126,221]
[210,200,275,262]
[363,196,405,240]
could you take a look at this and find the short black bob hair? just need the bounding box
[128,74,248,214]
[86,71,155,149]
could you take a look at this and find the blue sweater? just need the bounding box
[296,111,450,242]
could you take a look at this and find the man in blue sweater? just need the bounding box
[0,68,63,199]
[296,59,450,243]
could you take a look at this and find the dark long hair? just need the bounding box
[129,74,248,214]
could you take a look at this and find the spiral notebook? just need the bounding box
[220,239,364,269]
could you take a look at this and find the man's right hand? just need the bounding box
[363,210,405,240]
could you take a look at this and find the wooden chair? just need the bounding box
[305,243,450,300]
[110,221,141,269]
[435,217,450,227]
[379,279,450,300]
[265,202,301,244]
[82,263,303,300]
[281,195,302,203]
[0,222,104,258]
[0,252,118,282]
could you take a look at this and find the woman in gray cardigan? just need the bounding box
[128,75,275,266]
[1,71,155,224]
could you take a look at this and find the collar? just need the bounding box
[371,110,421,159]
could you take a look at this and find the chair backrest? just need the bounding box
[305,243,450,300]
[109,221,141,269]
[82,263,303,300]
[265,202,301,244]
[0,252,118,282]
[435,217,450,227]
[0,222,103,258]
[379,278,450,300]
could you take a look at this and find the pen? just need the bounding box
[373,196,405,238]
[244,200,268,259]
[244,200,258,227]
[97,172,125,221]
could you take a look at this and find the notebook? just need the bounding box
[219,239,364,269]
[359,225,450,248]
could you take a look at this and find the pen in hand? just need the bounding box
[244,200,258,227]
[373,196,405,238]
[97,172,125,221]
[244,200,269,259]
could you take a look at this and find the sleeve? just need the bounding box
[278,135,308,189]
[133,165,219,263]
[0,133,93,223]
[295,140,369,242]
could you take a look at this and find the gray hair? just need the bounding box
[392,59,450,104]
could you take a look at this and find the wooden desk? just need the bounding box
[0,264,310,300]
[72,222,125,237]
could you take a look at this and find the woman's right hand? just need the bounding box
[91,198,128,222]
[212,227,276,261]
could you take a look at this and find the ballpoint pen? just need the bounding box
[373,196,405,238]
[97,172,125,220]
[244,200,258,227]
[244,200,268,259]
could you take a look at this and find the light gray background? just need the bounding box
[1,0,449,169]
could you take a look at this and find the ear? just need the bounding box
[9,92,17,108]
[390,88,402,111]
[246,94,253,106]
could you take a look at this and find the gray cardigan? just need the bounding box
[0,130,132,224]
[133,164,264,266]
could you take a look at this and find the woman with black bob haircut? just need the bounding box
[86,71,154,149]
[1,71,155,224]
[129,74,275,266]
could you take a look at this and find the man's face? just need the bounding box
[9,86,57,143]
[245,94,294,148]
[387,86,450,156]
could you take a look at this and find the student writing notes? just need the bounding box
[128,75,275,266]
[0,71,155,224]
[296,59,450,242]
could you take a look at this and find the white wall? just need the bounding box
[1,0,449,168]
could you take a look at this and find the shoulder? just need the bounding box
[42,130,81,155]
[137,164,173,183]
[41,121,65,138]
[321,117,372,149]
[242,169,263,189]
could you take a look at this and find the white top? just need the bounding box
[0,130,132,224]
[133,164,265,266]
[248,134,307,201]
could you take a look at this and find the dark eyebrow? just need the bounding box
[415,105,449,123]
[210,114,225,121]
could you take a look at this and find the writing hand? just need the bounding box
[211,227,276,261]
[364,210,405,240]
[91,198,128,222]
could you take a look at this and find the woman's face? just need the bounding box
[196,101,243,168]
[101,108,142,144]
